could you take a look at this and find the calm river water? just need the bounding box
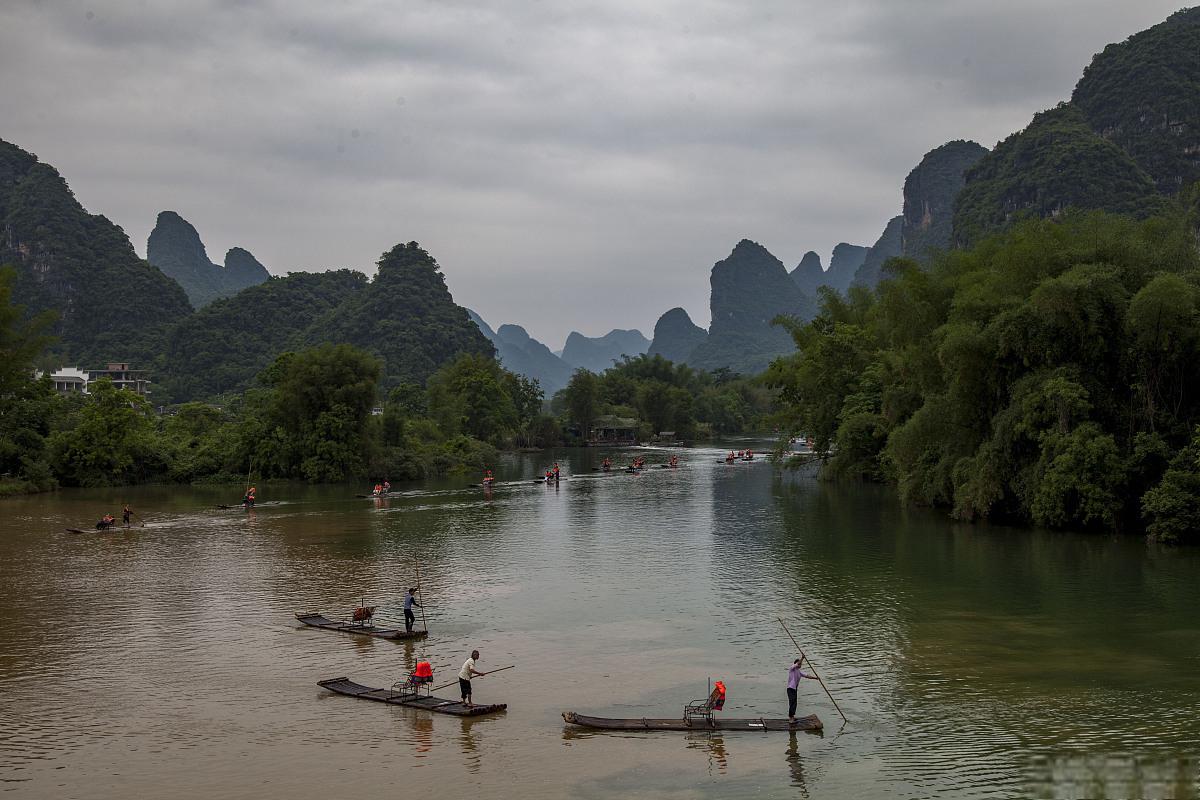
[1,444,1198,799]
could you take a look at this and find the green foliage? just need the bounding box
[0,267,59,489]
[768,209,1200,535]
[306,242,494,389]
[161,270,367,400]
[255,344,382,482]
[556,353,774,440]
[953,105,1166,246]
[425,353,521,446]
[563,369,601,436]
[48,379,165,486]
[1142,427,1200,544]
[1072,8,1200,194]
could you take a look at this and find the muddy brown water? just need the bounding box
[2,445,1198,799]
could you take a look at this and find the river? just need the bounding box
[1,444,1197,799]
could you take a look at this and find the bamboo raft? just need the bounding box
[295,612,428,640]
[561,711,822,732]
[318,677,506,716]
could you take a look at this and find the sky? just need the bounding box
[0,0,1186,347]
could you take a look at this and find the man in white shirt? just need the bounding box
[459,650,485,707]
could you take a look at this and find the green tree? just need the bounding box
[563,369,600,436]
[425,353,519,445]
[48,379,163,486]
[253,344,382,482]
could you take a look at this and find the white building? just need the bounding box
[35,363,152,397]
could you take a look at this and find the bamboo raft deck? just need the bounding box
[295,613,428,640]
[561,711,822,732]
[318,677,507,716]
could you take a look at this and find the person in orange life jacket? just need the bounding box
[713,680,726,710]
[243,487,256,506]
[787,659,817,723]
[552,463,560,480]
[373,483,383,496]
[412,660,433,685]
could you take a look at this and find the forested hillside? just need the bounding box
[160,269,368,400]
[160,242,491,401]
[952,8,1198,244]
[953,106,1165,245]
[306,242,493,389]
[1072,7,1200,194]
[900,140,988,263]
[0,139,193,364]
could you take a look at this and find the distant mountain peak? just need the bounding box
[648,307,708,365]
[147,211,269,307]
[469,310,572,394]
[561,329,650,373]
[687,240,813,374]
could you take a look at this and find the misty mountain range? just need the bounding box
[3,7,1197,397]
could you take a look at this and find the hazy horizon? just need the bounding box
[0,0,1185,347]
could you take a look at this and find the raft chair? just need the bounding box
[392,661,435,699]
[683,681,726,727]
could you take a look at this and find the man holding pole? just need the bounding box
[403,587,421,633]
[459,650,486,708]
[787,658,818,724]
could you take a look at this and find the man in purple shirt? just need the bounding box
[787,658,817,723]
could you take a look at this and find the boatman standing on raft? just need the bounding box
[787,658,818,724]
[459,650,486,708]
[403,587,421,633]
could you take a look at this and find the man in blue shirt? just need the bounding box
[403,587,421,633]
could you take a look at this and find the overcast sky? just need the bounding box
[0,1,1185,347]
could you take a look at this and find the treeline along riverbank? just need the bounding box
[765,204,1200,543]
[0,265,775,494]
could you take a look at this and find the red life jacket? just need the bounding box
[414,661,433,678]
[713,680,726,710]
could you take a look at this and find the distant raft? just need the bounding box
[295,612,428,640]
[317,677,506,717]
[561,711,822,732]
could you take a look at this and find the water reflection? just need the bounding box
[784,733,810,796]
[684,733,729,775]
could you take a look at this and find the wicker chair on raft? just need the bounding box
[392,661,435,699]
[683,680,726,726]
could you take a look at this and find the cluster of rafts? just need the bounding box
[296,603,824,732]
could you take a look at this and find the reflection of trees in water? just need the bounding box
[1027,753,1199,800]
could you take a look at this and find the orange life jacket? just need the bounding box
[713,680,726,709]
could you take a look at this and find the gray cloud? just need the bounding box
[0,0,1184,347]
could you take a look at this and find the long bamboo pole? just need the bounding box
[414,561,429,633]
[778,617,847,723]
[430,664,516,692]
